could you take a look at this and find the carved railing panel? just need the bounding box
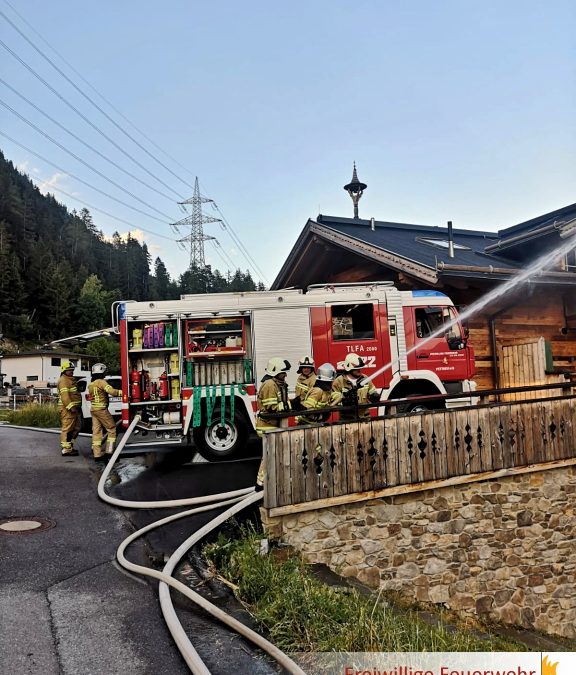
[263,397,576,509]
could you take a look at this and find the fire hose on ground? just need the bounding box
[97,414,307,675]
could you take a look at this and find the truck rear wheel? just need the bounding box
[192,407,249,461]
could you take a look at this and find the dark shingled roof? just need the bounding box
[498,202,576,238]
[316,215,522,270]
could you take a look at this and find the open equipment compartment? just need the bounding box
[126,318,184,436]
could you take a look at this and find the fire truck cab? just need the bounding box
[114,283,475,460]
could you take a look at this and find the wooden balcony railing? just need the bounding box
[262,383,576,512]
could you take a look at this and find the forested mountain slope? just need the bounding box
[0,151,263,343]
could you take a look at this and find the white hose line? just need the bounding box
[97,415,253,508]
[158,492,307,675]
[116,495,307,675]
[117,497,246,675]
[99,414,307,674]
[1,424,92,437]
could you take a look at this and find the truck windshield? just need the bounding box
[415,306,461,340]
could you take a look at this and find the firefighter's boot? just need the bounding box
[61,441,78,457]
[92,444,106,462]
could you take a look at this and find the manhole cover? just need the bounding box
[0,517,56,535]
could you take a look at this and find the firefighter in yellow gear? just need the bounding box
[332,353,381,421]
[57,360,82,456]
[297,363,340,425]
[292,355,316,410]
[88,363,122,461]
[255,357,291,489]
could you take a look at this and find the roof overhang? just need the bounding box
[438,263,576,285]
[273,220,438,289]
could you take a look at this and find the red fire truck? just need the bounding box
[113,283,476,460]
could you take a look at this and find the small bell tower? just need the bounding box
[343,162,367,219]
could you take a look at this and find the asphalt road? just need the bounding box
[0,425,281,675]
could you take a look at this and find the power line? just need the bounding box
[0,98,175,221]
[196,181,267,283]
[0,6,193,193]
[0,36,184,200]
[0,130,170,225]
[0,3,269,285]
[207,239,233,271]
[216,211,269,285]
[40,183,177,242]
[2,0,197,183]
[0,0,267,282]
[209,238,238,272]
[0,77,178,204]
[198,181,269,284]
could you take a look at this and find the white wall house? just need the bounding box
[1,352,94,388]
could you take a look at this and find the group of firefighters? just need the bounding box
[254,353,381,488]
[57,360,121,460]
[57,353,379,479]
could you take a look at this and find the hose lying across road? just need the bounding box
[97,415,307,675]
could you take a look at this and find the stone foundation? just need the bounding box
[262,466,576,639]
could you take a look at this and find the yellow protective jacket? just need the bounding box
[88,378,122,411]
[297,386,340,425]
[295,373,316,400]
[332,374,378,419]
[57,373,81,411]
[256,376,290,434]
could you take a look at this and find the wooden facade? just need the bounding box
[263,390,576,513]
[450,287,575,390]
[273,211,576,391]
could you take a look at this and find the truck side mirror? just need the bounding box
[77,380,87,393]
[446,335,466,350]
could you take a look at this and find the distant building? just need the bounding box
[1,352,95,389]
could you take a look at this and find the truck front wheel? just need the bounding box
[192,407,249,461]
[396,396,445,414]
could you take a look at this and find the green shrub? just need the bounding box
[7,402,61,428]
[205,528,523,653]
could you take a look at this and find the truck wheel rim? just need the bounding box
[205,421,237,452]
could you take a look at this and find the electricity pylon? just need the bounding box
[170,177,222,268]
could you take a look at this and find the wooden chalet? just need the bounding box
[273,203,576,390]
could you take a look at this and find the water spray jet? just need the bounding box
[365,228,576,386]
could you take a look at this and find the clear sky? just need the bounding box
[1,0,575,287]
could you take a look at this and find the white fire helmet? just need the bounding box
[91,363,107,375]
[265,357,291,377]
[315,363,337,382]
[297,355,315,373]
[343,353,365,372]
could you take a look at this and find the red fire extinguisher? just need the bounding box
[159,371,169,400]
[130,365,141,402]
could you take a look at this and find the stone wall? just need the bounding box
[263,465,576,639]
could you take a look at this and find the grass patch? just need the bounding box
[204,528,524,653]
[6,402,60,428]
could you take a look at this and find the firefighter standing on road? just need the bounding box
[297,362,340,425]
[255,357,291,489]
[57,360,82,456]
[332,353,381,420]
[292,355,316,410]
[88,363,122,461]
